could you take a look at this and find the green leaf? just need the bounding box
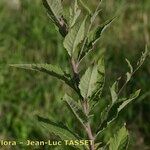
[91,56,105,101]
[109,126,129,150]
[96,90,140,137]
[90,9,101,24]
[118,89,141,112]
[11,63,64,76]
[64,94,88,126]
[43,0,63,24]
[78,0,92,15]
[90,0,102,23]
[125,59,133,73]
[106,90,139,127]
[80,17,115,61]
[110,81,118,104]
[137,45,149,66]
[63,17,86,56]
[126,72,132,82]
[43,0,63,22]
[10,63,73,88]
[87,17,116,50]
[38,116,79,140]
[69,0,81,28]
[43,0,68,37]
[79,65,98,99]
[125,59,133,82]
[37,116,84,150]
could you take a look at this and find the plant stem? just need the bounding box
[71,58,95,150]
[86,123,95,150]
[82,100,95,150]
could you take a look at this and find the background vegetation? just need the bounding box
[0,0,149,149]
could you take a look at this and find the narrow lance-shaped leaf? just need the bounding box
[91,56,105,102]
[88,17,116,49]
[37,116,84,150]
[125,47,149,83]
[137,45,149,66]
[109,126,129,150]
[90,0,102,23]
[63,17,86,56]
[69,0,81,28]
[110,81,118,104]
[43,0,68,36]
[126,72,132,82]
[118,89,141,112]
[78,0,92,14]
[79,65,98,99]
[64,94,88,127]
[80,17,116,61]
[90,9,101,24]
[96,89,141,137]
[107,89,141,125]
[38,116,79,140]
[43,0,63,19]
[125,58,133,82]
[10,64,74,89]
[125,59,133,74]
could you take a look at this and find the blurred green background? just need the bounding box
[0,0,149,149]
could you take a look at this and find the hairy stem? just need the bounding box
[82,100,95,150]
[71,59,95,150]
[86,124,95,150]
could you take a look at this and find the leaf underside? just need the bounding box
[38,116,78,140]
[10,63,73,88]
[37,116,84,150]
[109,126,129,150]
[79,65,98,99]
[91,56,105,102]
[43,0,68,36]
[64,94,88,126]
[64,18,86,56]
[69,0,81,28]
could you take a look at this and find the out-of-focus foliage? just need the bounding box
[0,0,149,149]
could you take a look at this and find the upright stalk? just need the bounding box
[71,58,95,150]
[82,100,95,150]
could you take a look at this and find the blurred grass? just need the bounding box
[0,0,149,149]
